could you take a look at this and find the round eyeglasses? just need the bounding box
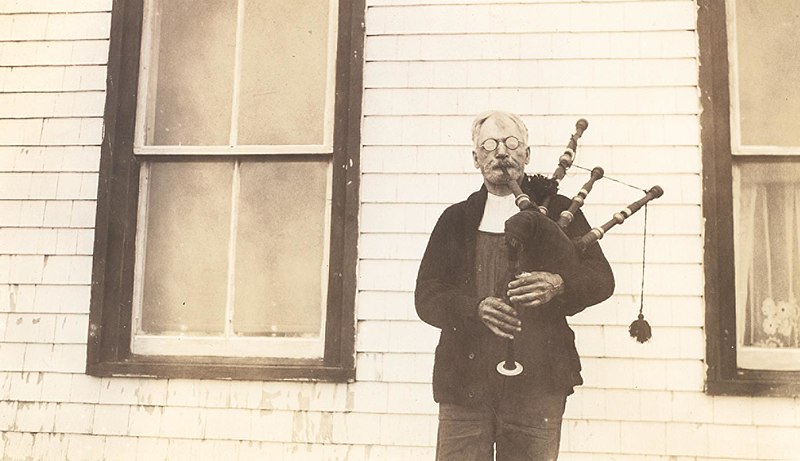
[480,136,521,152]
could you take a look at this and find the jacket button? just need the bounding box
[468,352,475,360]
[467,391,474,398]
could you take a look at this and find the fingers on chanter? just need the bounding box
[489,298,518,318]
[482,315,516,339]
[488,315,520,335]
[509,291,540,305]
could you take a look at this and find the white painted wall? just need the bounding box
[1,0,799,460]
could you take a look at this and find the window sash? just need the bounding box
[725,0,800,376]
[726,0,800,156]
[130,160,333,359]
[133,0,340,154]
[732,165,800,371]
[129,0,339,359]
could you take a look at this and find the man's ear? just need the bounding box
[524,146,531,164]
[472,150,480,169]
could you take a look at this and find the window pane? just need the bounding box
[237,0,332,145]
[735,0,800,147]
[140,162,233,335]
[234,160,330,336]
[734,162,800,369]
[147,0,237,145]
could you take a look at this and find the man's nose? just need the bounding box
[495,144,509,159]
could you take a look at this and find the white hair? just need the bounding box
[471,110,529,148]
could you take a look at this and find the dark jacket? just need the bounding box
[415,178,615,406]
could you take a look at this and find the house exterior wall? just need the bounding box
[0,0,798,460]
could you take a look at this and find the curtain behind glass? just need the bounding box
[735,164,800,350]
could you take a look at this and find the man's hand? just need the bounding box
[508,271,565,309]
[478,297,522,340]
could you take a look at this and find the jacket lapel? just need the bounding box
[462,186,488,291]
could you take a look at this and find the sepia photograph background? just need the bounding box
[1,0,799,459]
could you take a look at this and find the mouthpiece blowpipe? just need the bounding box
[499,164,538,212]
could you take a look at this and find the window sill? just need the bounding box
[707,369,800,397]
[86,356,355,382]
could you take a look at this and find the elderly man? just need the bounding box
[415,110,615,460]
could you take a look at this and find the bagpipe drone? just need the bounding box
[495,119,663,377]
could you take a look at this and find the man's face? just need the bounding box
[472,116,530,190]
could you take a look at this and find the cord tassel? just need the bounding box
[630,203,652,343]
[629,313,652,343]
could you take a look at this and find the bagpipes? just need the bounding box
[496,119,664,377]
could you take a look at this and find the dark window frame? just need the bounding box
[699,0,800,396]
[86,0,365,381]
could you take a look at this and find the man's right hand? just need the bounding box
[477,297,522,340]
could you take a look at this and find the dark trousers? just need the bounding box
[435,387,566,461]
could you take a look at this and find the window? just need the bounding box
[87,0,365,380]
[701,0,800,395]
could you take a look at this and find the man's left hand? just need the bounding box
[507,271,565,309]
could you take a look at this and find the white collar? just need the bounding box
[478,193,518,233]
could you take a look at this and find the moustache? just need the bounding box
[497,162,518,180]
[494,160,519,170]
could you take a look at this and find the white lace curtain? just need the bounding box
[734,169,800,350]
